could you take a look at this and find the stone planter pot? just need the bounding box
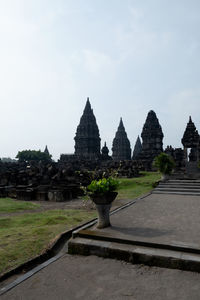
[90,192,118,229]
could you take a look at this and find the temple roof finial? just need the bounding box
[44,145,49,155]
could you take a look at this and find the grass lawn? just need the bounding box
[0,209,97,275]
[0,198,40,213]
[0,171,160,276]
[117,171,161,200]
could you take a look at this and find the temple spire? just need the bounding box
[182,116,199,148]
[137,110,164,169]
[84,97,92,113]
[132,136,142,160]
[118,117,125,130]
[74,98,101,159]
[112,118,131,161]
[44,145,49,155]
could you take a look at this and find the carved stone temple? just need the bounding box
[138,110,164,169]
[181,116,200,162]
[101,142,111,160]
[181,116,200,175]
[112,118,131,161]
[74,98,101,160]
[132,136,142,160]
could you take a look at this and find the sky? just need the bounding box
[1,0,200,160]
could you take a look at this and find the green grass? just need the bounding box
[117,172,161,200]
[0,171,161,276]
[0,209,97,275]
[0,198,40,213]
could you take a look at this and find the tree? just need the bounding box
[16,150,52,162]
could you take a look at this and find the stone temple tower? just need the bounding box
[132,136,142,160]
[138,110,164,168]
[112,118,131,161]
[74,98,101,159]
[181,116,199,162]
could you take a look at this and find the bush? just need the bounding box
[153,153,175,175]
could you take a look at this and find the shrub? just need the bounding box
[153,153,175,175]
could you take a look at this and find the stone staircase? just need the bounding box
[153,179,200,195]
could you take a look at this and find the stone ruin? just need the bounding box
[0,158,140,202]
[1,98,199,202]
[0,161,83,202]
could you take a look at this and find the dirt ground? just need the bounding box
[0,198,88,218]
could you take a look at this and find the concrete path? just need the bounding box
[2,192,200,299]
[1,254,200,300]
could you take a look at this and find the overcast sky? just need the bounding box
[1,0,200,160]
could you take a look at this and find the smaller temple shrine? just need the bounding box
[101,142,111,160]
[112,118,131,161]
[132,136,142,160]
[181,116,200,162]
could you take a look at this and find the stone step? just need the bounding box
[157,188,200,193]
[168,180,200,184]
[163,181,200,186]
[158,184,200,189]
[156,187,200,191]
[152,190,200,196]
[68,237,200,273]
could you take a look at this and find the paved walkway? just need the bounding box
[2,193,200,299]
[1,254,200,300]
[93,193,200,249]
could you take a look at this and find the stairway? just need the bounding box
[153,179,200,195]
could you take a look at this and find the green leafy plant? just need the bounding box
[86,177,119,195]
[153,153,175,175]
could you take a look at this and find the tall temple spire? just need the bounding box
[138,110,164,169]
[112,118,131,161]
[74,98,101,159]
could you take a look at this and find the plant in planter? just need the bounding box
[86,177,119,229]
[153,152,175,181]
